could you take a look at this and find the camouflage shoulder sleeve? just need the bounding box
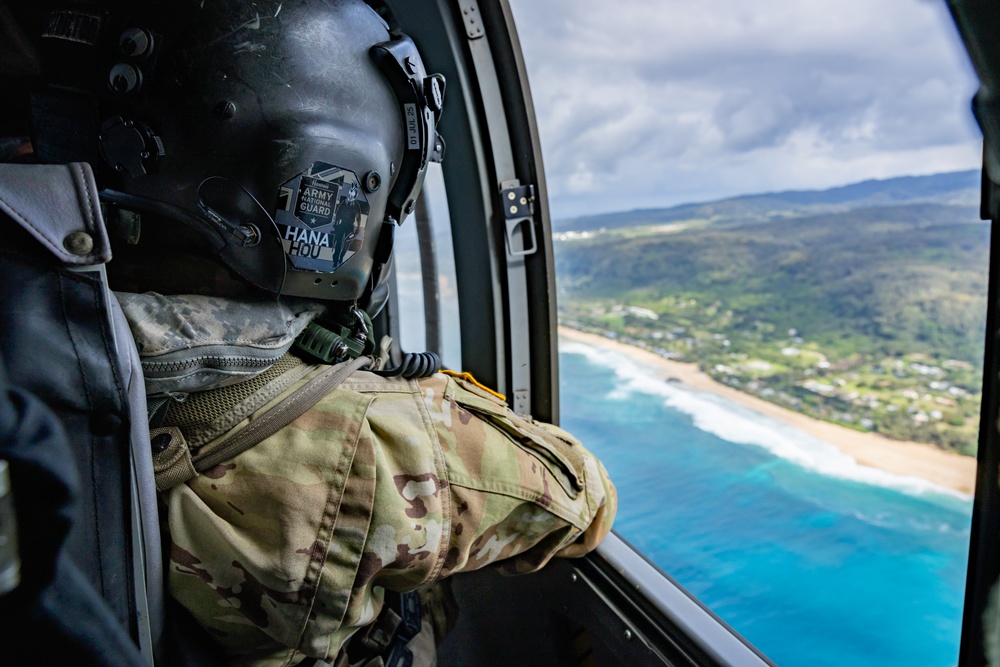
[165,368,616,667]
[403,371,617,575]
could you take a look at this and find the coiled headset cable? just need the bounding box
[372,350,441,379]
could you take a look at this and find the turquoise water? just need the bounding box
[558,341,972,667]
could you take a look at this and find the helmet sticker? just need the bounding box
[275,162,370,273]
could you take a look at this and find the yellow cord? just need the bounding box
[440,369,507,402]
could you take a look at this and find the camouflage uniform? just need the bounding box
[120,294,617,667]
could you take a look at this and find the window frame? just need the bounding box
[386,0,1000,664]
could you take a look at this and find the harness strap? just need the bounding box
[344,590,423,667]
[162,354,314,449]
[152,355,371,490]
[194,355,372,473]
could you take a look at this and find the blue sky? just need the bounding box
[507,0,983,220]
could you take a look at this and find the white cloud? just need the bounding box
[508,0,982,219]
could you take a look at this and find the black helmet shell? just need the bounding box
[27,0,442,302]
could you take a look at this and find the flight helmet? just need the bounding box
[25,0,445,305]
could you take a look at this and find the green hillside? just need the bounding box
[556,202,989,454]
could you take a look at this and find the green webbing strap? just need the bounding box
[152,355,372,490]
[192,355,373,474]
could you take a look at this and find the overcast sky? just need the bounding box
[506,0,983,220]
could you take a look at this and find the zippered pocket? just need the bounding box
[142,354,276,374]
[116,291,323,395]
[140,344,291,395]
[443,374,584,501]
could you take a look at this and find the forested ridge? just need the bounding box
[555,172,988,454]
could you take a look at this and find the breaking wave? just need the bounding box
[559,340,971,501]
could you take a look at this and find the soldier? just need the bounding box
[331,183,362,265]
[7,1,617,666]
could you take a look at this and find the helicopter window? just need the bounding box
[393,162,463,368]
[513,0,986,664]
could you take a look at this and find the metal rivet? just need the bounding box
[215,100,237,119]
[624,629,633,641]
[571,572,578,582]
[63,231,94,256]
[139,150,151,159]
[151,432,172,453]
[507,191,516,200]
[520,197,528,205]
[509,205,518,214]
[364,171,382,193]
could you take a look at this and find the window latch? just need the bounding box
[500,180,537,258]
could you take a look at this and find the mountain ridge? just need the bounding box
[555,169,980,232]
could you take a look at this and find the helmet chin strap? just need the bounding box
[360,215,397,314]
[365,276,392,319]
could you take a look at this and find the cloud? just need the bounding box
[507,0,982,219]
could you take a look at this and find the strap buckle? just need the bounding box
[348,590,422,667]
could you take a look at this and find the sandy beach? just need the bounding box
[558,326,978,496]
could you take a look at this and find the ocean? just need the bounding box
[558,340,973,667]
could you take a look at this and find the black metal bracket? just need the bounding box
[500,181,537,257]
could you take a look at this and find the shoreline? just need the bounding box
[558,326,977,496]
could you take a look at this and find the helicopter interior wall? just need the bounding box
[435,539,778,667]
[437,559,671,667]
[944,2,1000,664]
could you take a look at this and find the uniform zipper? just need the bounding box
[141,355,276,374]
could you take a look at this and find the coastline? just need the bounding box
[558,326,977,496]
